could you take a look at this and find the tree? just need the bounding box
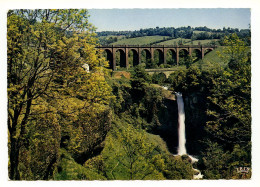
[130,65,151,111]
[206,33,251,145]
[7,9,113,180]
[201,33,251,178]
[199,141,231,179]
[104,123,165,180]
[218,33,249,66]
[152,73,166,85]
[184,55,193,68]
[162,155,194,179]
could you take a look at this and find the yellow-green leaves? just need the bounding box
[7,9,114,180]
[219,33,249,64]
[103,122,165,180]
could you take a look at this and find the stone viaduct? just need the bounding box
[96,45,217,70]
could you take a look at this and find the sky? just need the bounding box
[88,9,250,31]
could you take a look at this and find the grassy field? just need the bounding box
[98,35,126,40]
[193,46,226,69]
[158,38,219,46]
[157,38,190,45]
[193,31,211,34]
[202,46,224,63]
[111,35,170,45]
[185,39,219,45]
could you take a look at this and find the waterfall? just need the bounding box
[176,92,187,155]
[175,92,203,179]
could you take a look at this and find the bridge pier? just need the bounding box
[125,47,129,69]
[176,48,179,65]
[112,48,116,71]
[188,47,192,56]
[138,47,141,65]
[163,47,167,64]
[151,47,154,63]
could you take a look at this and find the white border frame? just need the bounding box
[1,1,259,187]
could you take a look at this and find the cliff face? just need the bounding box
[157,98,179,154]
[154,91,207,155]
[183,92,207,155]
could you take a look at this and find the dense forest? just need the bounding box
[7,9,251,180]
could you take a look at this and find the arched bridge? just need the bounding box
[96,45,217,70]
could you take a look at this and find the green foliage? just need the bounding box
[54,149,106,180]
[103,123,165,180]
[206,34,251,145]
[132,64,151,83]
[167,34,251,179]
[8,9,114,180]
[162,155,194,179]
[152,72,167,85]
[199,141,251,179]
[199,141,231,179]
[146,59,158,69]
[218,33,249,65]
[130,65,151,101]
[141,85,164,126]
[153,50,164,66]
[100,117,195,180]
[184,55,194,68]
[159,64,165,68]
[166,50,177,66]
[109,78,132,115]
[168,66,201,92]
[110,69,164,130]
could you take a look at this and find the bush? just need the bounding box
[162,155,194,179]
[164,64,172,68]
[152,73,167,85]
[159,64,165,68]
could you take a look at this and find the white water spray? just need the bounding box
[176,92,187,155]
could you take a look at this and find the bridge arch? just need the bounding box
[204,48,213,56]
[166,49,177,66]
[116,49,126,68]
[128,49,139,67]
[103,49,113,69]
[141,49,152,67]
[154,49,164,66]
[179,49,189,64]
[192,49,202,61]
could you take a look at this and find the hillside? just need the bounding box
[111,35,170,45]
[194,46,225,68]
[97,25,250,46]
[156,38,190,45]
[106,36,219,46]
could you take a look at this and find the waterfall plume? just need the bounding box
[176,92,187,155]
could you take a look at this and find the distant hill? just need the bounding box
[104,36,219,46]
[96,26,250,46]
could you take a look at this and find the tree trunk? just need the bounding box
[9,136,20,180]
